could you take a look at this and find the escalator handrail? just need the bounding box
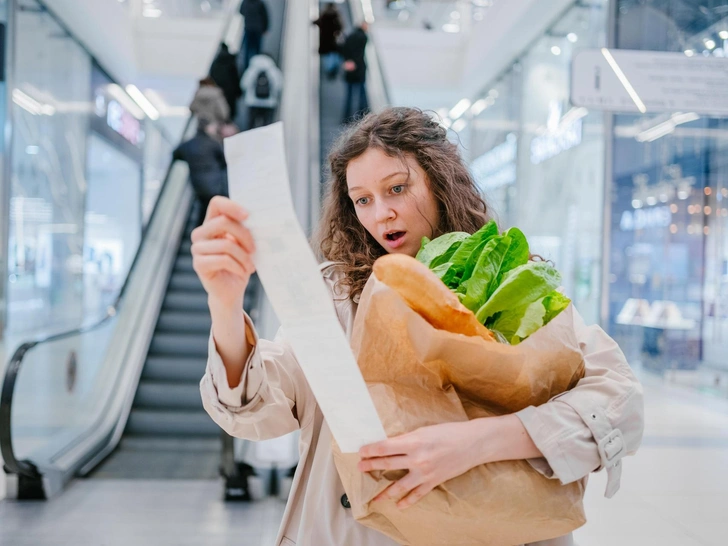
[0,1,243,479]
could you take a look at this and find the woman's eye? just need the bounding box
[392,185,405,194]
[356,197,370,206]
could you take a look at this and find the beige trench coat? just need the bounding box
[200,264,644,546]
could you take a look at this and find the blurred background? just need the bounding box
[0,1,727,545]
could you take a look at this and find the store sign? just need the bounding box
[471,133,517,189]
[572,49,728,115]
[530,102,583,165]
[619,205,672,231]
[106,100,143,146]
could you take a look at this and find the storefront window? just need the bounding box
[6,2,147,336]
[7,0,92,334]
[468,1,608,324]
[609,0,728,396]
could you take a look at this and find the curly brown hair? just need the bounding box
[314,107,492,301]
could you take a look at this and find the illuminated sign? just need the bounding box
[471,133,517,190]
[106,100,143,146]
[530,101,583,164]
[619,205,672,231]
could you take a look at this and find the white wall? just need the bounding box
[43,0,138,83]
[375,0,574,111]
[43,0,227,99]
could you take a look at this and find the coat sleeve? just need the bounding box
[200,313,315,441]
[514,307,644,498]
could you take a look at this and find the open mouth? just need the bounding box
[385,231,406,242]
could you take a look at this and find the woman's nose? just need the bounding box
[375,203,395,223]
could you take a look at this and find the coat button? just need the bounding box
[340,493,351,508]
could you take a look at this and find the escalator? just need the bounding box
[90,203,258,480]
[1,0,388,502]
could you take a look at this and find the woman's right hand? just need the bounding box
[191,196,256,311]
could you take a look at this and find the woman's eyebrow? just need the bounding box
[347,171,409,194]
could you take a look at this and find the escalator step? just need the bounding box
[168,272,204,292]
[149,333,209,356]
[156,310,211,333]
[174,255,194,272]
[143,356,207,382]
[163,291,208,311]
[126,409,220,437]
[134,382,204,411]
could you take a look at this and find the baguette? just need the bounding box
[373,254,495,342]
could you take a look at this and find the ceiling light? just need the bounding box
[601,48,646,113]
[567,33,578,43]
[705,39,716,49]
[125,84,160,120]
[470,99,487,116]
[452,119,468,133]
[672,112,699,125]
[488,89,499,98]
[106,84,144,119]
[13,89,44,116]
[450,11,461,20]
[26,145,39,155]
[361,0,375,23]
[684,49,695,56]
[635,112,699,142]
[473,11,484,21]
[442,23,460,33]
[551,46,561,55]
[632,199,642,209]
[449,98,471,120]
[559,106,588,127]
[720,30,728,40]
[441,117,452,129]
[143,7,162,17]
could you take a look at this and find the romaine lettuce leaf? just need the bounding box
[458,235,512,313]
[475,261,561,324]
[416,232,469,269]
[488,298,547,345]
[448,221,499,281]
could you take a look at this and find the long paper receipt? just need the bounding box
[224,123,386,452]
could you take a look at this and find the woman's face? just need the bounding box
[346,147,440,258]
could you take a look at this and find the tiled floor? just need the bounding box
[0,480,287,546]
[2,362,727,545]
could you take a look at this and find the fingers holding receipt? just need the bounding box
[223,122,387,452]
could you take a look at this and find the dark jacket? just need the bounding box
[173,130,228,199]
[240,0,269,34]
[341,27,367,83]
[313,9,343,55]
[210,48,242,115]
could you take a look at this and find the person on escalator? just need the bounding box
[341,22,369,123]
[210,43,243,121]
[172,120,229,227]
[190,77,230,126]
[239,0,270,74]
[313,3,344,80]
[240,53,283,130]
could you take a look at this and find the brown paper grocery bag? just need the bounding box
[332,273,587,546]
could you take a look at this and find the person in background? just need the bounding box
[210,43,243,121]
[190,77,230,126]
[172,120,228,227]
[341,22,369,123]
[313,3,344,80]
[241,53,283,130]
[239,0,269,73]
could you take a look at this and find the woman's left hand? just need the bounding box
[358,421,482,510]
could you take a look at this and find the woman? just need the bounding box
[193,108,644,546]
[190,76,230,126]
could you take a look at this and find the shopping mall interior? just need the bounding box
[1,0,727,545]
